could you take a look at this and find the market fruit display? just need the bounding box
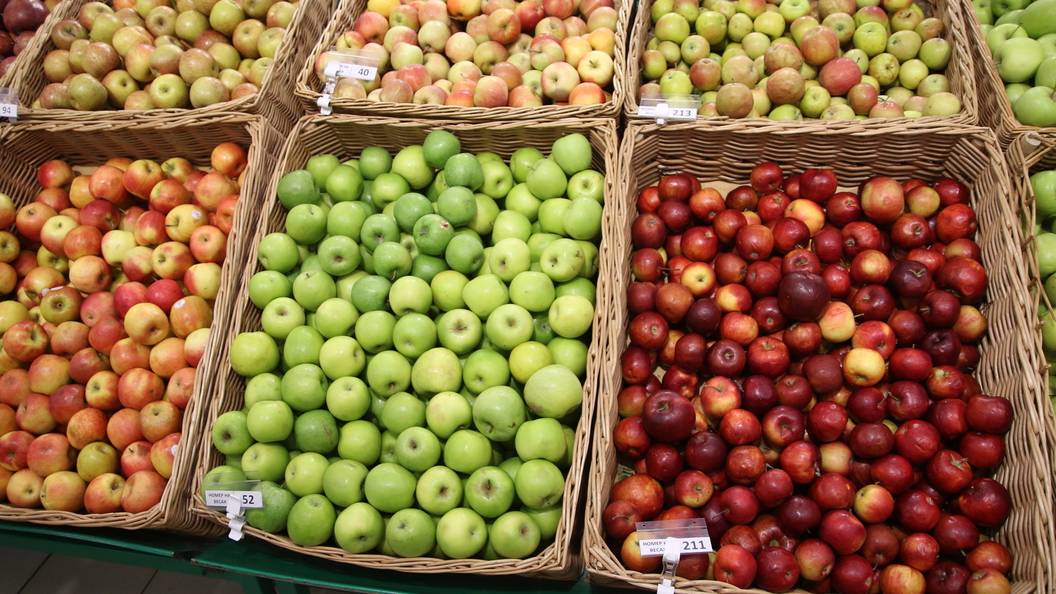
[203,130,602,560]
[605,165,1014,592]
[312,0,619,107]
[1031,167,1056,407]
[0,0,54,79]
[640,0,961,119]
[31,0,298,110]
[975,0,1056,126]
[0,142,244,513]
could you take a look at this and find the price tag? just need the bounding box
[0,87,17,120]
[636,517,713,557]
[637,93,700,125]
[204,490,264,509]
[333,62,377,81]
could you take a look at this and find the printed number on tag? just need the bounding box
[205,490,263,508]
[639,537,712,557]
[335,63,377,81]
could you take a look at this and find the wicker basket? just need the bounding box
[291,0,629,120]
[623,0,977,127]
[7,0,335,133]
[189,114,619,578]
[961,4,1056,148]
[0,113,285,534]
[583,122,1056,593]
[0,0,70,91]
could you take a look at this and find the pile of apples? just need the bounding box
[312,0,619,107]
[0,141,245,515]
[641,0,961,119]
[32,0,297,111]
[203,130,602,560]
[0,0,54,78]
[1030,167,1056,407]
[603,165,1014,593]
[978,0,1056,126]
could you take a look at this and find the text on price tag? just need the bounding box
[333,62,377,81]
[0,87,17,119]
[636,518,713,557]
[637,93,699,123]
[204,490,264,509]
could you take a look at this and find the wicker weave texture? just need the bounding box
[582,122,1054,594]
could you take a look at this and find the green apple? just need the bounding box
[393,192,432,232]
[257,232,299,273]
[539,238,585,282]
[436,309,483,354]
[229,331,281,377]
[212,410,254,456]
[280,363,329,412]
[410,346,463,397]
[508,341,555,384]
[566,170,605,204]
[391,313,437,360]
[278,169,322,208]
[514,418,567,463]
[504,184,543,223]
[507,271,556,314]
[527,233,561,262]
[372,240,413,280]
[425,391,473,439]
[489,511,541,558]
[547,337,587,377]
[431,270,469,311]
[537,201,571,240]
[241,442,289,482]
[248,271,292,309]
[334,501,384,553]
[245,373,282,408]
[557,277,596,304]
[444,233,485,275]
[292,270,337,312]
[413,214,455,258]
[386,508,435,557]
[355,310,397,353]
[462,349,510,395]
[350,275,392,313]
[260,297,305,340]
[246,400,294,443]
[462,274,510,320]
[319,336,366,381]
[525,159,568,201]
[480,161,514,201]
[533,314,555,345]
[313,298,359,339]
[244,481,296,533]
[315,236,362,278]
[485,303,535,351]
[365,350,412,398]
[1033,170,1056,220]
[285,203,327,245]
[285,452,329,496]
[364,462,417,513]
[471,385,527,442]
[1039,233,1056,276]
[488,238,531,282]
[550,133,593,177]
[287,494,336,546]
[464,466,516,521]
[371,173,411,210]
[294,409,339,454]
[388,277,431,317]
[415,465,464,515]
[391,145,434,190]
[435,507,488,559]
[521,504,561,540]
[328,201,371,239]
[443,153,484,190]
[547,295,594,339]
[562,197,603,241]
[411,254,448,284]
[338,420,381,465]
[523,364,582,418]
[996,37,1044,83]
[323,459,369,507]
[443,430,493,474]
[380,392,427,435]
[510,148,544,183]
[361,213,400,251]
[513,459,564,509]
[284,325,325,367]
[491,212,532,246]
[325,165,364,202]
[423,130,461,170]
[306,154,341,189]
[498,457,523,482]
[394,426,442,471]
[1015,86,1056,126]
[437,187,478,227]
[326,376,370,421]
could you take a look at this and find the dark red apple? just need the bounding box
[889,310,927,347]
[860,524,901,568]
[658,199,693,233]
[918,290,961,328]
[742,375,778,416]
[603,499,642,539]
[658,174,693,201]
[681,226,719,262]
[827,192,862,227]
[935,257,987,304]
[751,162,785,194]
[699,496,732,541]
[842,221,883,259]
[890,212,933,250]
[689,188,725,223]
[712,544,757,588]
[847,387,887,424]
[870,454,914,495]
[756,546,800,592]
[777,271,830,322]
[784,322,823,358]
[637,186,661,213]
[849,284,896,321]
[801,169,838,203]
[779,440,821,484]
[889,348,933,382]
[759,192,791,223]
[958,432,1004,469]
[631,213,667,248]
[818,509,866,555]
[644,442,684,481]
[953,477,1010,528]
[641,391,695,443]
[889,259,933,298]
[964,395,1012,435]
[706,339,746,377]
[814,227,844,264]
[935,204,977,243]
[849,422,895,459]
[746,336,790,378]
[925,449,973,495]
[896,489,941,532]
[927,398,969,441]
[925,561,970,594]
[726,186,760,212]
[613,416,652,458]
[807,402,849,443]
[629,312,669,351]
[720,485,761,525]
[714,208,748,245]
[750,296,787,334]
[755,468,794,508]
[932,514,979,555]
[721,524,763,555]
[725,445,766,485]
[745,261,782,298]
[685,298,722,336]
[621,346,654,385]
[772,216,811,254]
[684,430,726,473]
[776,494,822,536]
[887,381,930,421]
[809,473,857,511]
[802,355,843,396]
[627,282,658,313]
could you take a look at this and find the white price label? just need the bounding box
[205,490,263,508]
[334,62,377,81]
[0,102,15,118]
[639,536,713,557]
[637,103,698,121]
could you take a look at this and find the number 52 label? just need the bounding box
[204,490,264,509]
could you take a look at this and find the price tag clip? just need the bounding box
[636,518,713,594]
[637,93,699,125]
[317,47,382,115]
[0,88,18,121]
[203,474,263,541]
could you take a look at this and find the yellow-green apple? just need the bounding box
[164,366,195,409]
[76,441,120,482]
[120,468,167,512]
[0,231,18,264]
[83,371,120,417]
[39,286,84,326]
[122,159,165,200]
[36,248,69,276]
[148,73,190,107]
[81,41,121,80]
[124,302,170,345]
[164,204,209,242]
[107,407,144,451]
[3,320,49,363]
[101,229,138,266]
[231,81,260,98]
[148,336,186,378]
[46,383,85,427]
[159,157,195,184]
[121,246,155,283]
[7,468,44,508]
[84,472,125,512]
[139,400,182,442]
[541,61,580,100]
[577,49,613,85]
[182,262,220,301]
[39,470,87,511]
[118,367,166,410]
[0,302,29,336]
[0,430,35,471]
[149,43,183,77]
[111,337,152,375]
[183,327,209,367]
[509,84,545,105]
[169,295,213,338]
[27,433,77,476]
[67,407,109,449]
[144,5,176,37]
[186,225,226,264]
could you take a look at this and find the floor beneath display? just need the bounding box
[0,545,346,594]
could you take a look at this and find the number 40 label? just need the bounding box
[204,490,264,509]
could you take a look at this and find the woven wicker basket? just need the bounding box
[7,0,335,133]
[623,0,977,128]
[188,114,619,578]
[0,113,284,535]
[0,0,69,91]
[962,4,1056,148]
[583,122,1056,593]
[291,0,629,120]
